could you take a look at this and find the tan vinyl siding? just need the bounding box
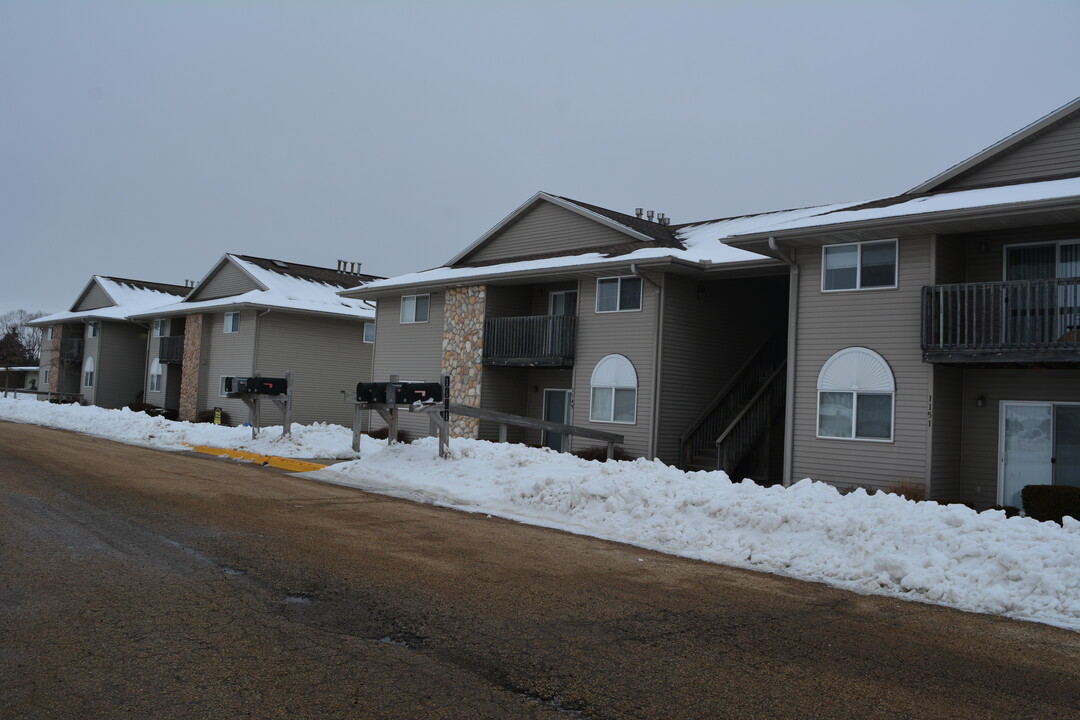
[189,260,260,301]
[930,365,964,502]
[145,319,164,404]
[462,202,632,266]
[82,325,99,405]
[198,310,257,425]
[74,282,114,311]
[934,234,967,284]
[570,271,659,458]
[959,369,1080,510]
[96,321,149,409]
[944,112,1080,190]
[478,365,529,443]
[790,237,933,491]
[954,224,1080,282]
[252,312,370,427]
[485,285,532,318]
[370,293,445,440]
[656,274,788,466]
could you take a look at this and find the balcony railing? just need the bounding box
[922,278,1080,363]
[159,336,185,364]
[483,315,576,367]
[60,337,84,362]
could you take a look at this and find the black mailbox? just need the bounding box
[396,382,443,404]
[356,381,443,404]
[356,382,387,403]
[225,376,288,395]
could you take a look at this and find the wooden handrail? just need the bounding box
[714,361,787,448]
[678,334,775,444]
[440,402,624,444]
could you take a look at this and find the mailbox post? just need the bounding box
[224,371,293,439]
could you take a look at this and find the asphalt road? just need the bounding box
[1,421,1078,719]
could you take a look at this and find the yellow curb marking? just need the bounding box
[184,444,327,473]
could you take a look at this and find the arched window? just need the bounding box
[149,358,163,393]
[83,356,95,388]
[590,354,637,424]
[817,347,894,440]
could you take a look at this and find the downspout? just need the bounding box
[253,308,271,374]
[769,237,799,488]
[632,264,664,460]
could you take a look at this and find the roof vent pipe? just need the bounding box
[635,207,644,219]
[647,210,654,222]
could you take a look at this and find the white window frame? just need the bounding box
[223,312,240,334]
[83,356,95,388]
[589,354,638,425]
[815,347,895,442]
[43,367,50,385]
[149,358,163,393]
[821,239,898,292]
[46,327,54,341]
[86,321,98,339]
[400,294,430,324]
[595,276,643,313]
[152,319,166,337]
[363,322,376,343]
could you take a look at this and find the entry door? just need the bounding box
[542,389,571,452]
[1001,403,1052,509]
[549,291,578,316]
[1000,402,1080,508]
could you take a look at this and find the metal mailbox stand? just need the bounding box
[353,375,450,458]
[229,371,293,440]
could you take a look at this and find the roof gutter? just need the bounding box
[769,236,798,489]
[726,194,1080,247]
[343,255,782,299]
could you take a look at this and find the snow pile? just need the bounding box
[3,397,1077,630]
[316,438,1080,630]
[0,396,364,459]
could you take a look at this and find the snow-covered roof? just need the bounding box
[133,254,375,320]
[722,176,1080,242]
[345,204,849,296]
[1,366,39,372]
[29,276,189,326]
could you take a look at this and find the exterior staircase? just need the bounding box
[679,335,787,479]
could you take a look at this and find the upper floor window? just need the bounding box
[224,312,240,333]
[400,294,430,324]
[83,356,95,388]
[86,321,99,339]
[822,240,897,291]
[596,276,642,312]
[46,327,54,341]
[816,347,894,441]
[363,322,376,343]
[589,354,637,424]
[152,319,166,337]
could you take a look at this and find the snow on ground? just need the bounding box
[2,396,1078,631]
[0,395,365,459]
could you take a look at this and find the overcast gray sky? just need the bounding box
[2,0,1078,315]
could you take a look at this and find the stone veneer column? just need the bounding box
[442,286,486,438]
[48,324,62,393]
[178,313,205,422]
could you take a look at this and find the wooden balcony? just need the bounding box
[483,315,576,368]
[922,278,1080,363]
[159,336,185,364]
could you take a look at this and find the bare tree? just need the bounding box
[0,310,46,365]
